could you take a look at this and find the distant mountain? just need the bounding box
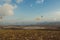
[0,21,60,26]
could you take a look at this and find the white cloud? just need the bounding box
[0,0,18,20]
[54,11,60,17]
[13,4,18,9]
[34,11,60,22]
[16,0,23,4]
[0,3,17,17]
[45,11,60,21]
[0,0,12,4]
[5,0,12,3]
[36,0,44,4]
[30,4,33,7]
[0,5,2,7]
[52,11,60,21]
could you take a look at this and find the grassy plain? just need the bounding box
[0,29,60,40]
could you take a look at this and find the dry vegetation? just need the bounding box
[0,29,60,40]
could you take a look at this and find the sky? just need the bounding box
[0,0,60,25]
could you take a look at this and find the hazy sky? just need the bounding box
[0,0,60,24]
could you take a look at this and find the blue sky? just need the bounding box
[0,0,60,24]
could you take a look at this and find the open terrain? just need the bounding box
[0,22,60,40]
[0,29,60,40]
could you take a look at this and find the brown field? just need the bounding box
[0,29,60,40]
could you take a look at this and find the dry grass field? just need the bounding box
[0,29,60,40]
